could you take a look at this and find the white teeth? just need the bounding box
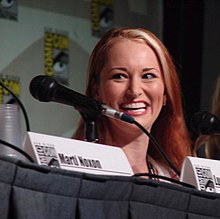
[122,102,146,109]
[129,108,145,113]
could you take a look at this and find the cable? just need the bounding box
[132,172,195,189]
[132,120,180,176]
[0,80,30,131]
[0,139,34,163]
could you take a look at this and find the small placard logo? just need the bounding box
[34,142,60,167]
[195,166,215,192]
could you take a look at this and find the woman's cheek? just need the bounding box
[99,84,121,104]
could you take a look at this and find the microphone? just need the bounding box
[191,111,220,135]
[29,75,134,123]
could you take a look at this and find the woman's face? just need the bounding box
[96,39,165,132]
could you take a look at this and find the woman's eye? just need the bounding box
[142,73,156,79]
[112,73,127,79]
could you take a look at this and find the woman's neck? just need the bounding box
[110,129,150,174]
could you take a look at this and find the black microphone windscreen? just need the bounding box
[29,75,57,102]
[29,75,102,118]
[191,111,220,135]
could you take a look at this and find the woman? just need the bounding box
[73,28,192,179]
[206,75,220,159]
[194,75,220,159]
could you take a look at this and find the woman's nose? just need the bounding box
[127,78,142,98]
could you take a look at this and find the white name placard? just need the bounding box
[23,132,133,176]
[180,156,220,193]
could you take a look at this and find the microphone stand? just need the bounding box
[80,113,98,143]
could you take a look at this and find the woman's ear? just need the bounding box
[92,85,100,100]
[163,94,167,106]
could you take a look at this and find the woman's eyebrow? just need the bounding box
[142,67,160,72]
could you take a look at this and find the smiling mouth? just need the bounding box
[120,102,147,114]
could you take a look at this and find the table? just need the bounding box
[1,155,220,219]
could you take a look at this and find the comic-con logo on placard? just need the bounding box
[195,166,215,192]
[0,0,18,20]
[0,75,20,104]
[91,0,114,38]
[34,141,60,168]
[44,28,69,85]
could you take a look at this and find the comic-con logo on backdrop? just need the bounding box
[44,28,69,85]
[0,75,20,104]
[91,0,114,38]
[0,0,18,20]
